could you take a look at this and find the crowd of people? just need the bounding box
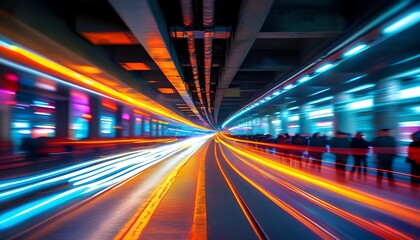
[236,129,420,188]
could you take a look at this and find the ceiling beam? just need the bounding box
[240,49,299,71]
[109,0,209,128]
[214,0,274,124]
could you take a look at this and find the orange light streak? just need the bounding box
[115,141,208,240]
[214,143,268,240]
[191,143,209,240]
[215,139,338,240]
[1,45,209,131]
[222,134,413,178]
[54,138,177,145]
[229,150,413,239]
[217,134,420,227]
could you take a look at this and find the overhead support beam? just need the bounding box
[170,26,231,39]
[214,0,274,124]
[240,49,299,71]
[109,0,208,127]
[257,31,339,39]
[75,16,140,45]
[203,0,215,119]
[260,9,345,34]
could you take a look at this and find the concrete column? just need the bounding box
[373,79,400,135]
[253,117,260,134]
[280,105,289,134]
[55,88,70,138]
[142,118,148,137]
[129,109,135,137]
[0,91,13,153]
[88,94,100,139]
[333,92,355,134]
[268,115,278,135]
[299,104,312,134]
[248,117,253,135]
[115,104,123,138]
[1,72,18,153]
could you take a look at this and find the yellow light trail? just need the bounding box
[115,140,209,240]
[241,143,413,189]
[215,139,338,240]
[217,134,420,228]
[229,149,413,239]
[1,44,209,131]
[214,142,268,240]
[221,134,412,177]
[54,138,178,145]
[191,142,209,240]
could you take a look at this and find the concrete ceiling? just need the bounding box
[0,0,418,129]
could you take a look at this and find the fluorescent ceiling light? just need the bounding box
[348,99,373,110]
[345,75,367,84]
[287,106,299,111]
[308,96,333,105]
[383,11,420,35]
[315,63,334,74]
[345,84,375,93]
[309,108,333,119]
[343,44,368,57]
[298,75,310,83]
[284,84,293,90]
[308,88,330,97]
[400,86,420,99]
[288,115,299,121]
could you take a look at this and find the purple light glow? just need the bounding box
[122,113,130,120]
[0,89,16,95]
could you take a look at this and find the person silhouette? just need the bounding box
[350,132,370,179]
[372,129,397,187]
[407,130,420,189]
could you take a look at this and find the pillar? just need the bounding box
[88,94,100,139]
[373,78,400,136]
[299,104,312,134]
[129,109,135,137]
[280,105,289,134]
[115,104,123,138]
[333,92,356,134]
[55,88,70,138]
[0,90,13,153]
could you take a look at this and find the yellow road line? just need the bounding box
[115,142,208,240]
[191,142,210,240]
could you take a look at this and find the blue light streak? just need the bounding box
[383,11,420,35]
[343,44,368,57]
[0,136,212,230]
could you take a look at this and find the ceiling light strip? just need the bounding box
[222,2,418,128]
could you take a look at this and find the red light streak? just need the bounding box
[227,148,413,239]
[217,134,420,228]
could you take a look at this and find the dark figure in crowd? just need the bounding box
[330,131,351,180]
[309,132,327,170]
[277,133,291,162]
[407,130,420,188]
[372,128,397,186]
[291,133,309,165]
[350,132,370,178]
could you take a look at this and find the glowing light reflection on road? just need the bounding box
[0,135,212,230]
